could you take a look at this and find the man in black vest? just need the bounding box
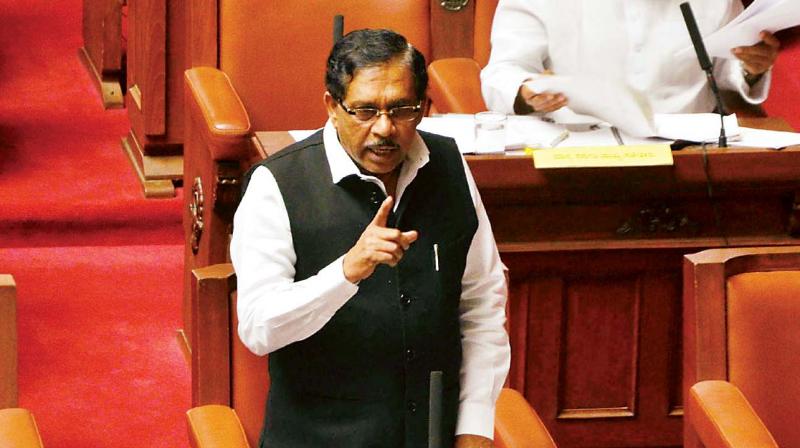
[231,29,510,448]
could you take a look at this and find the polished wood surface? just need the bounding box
[123,0,186,197]
[0,275,17,409]
[79,0,124,108]
[249,117,799,447]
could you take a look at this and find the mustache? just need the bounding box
[365,139,400,150]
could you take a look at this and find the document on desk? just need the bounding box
[524,75,656,137]
[418,114,568,154]
[730,127,800,149]
[685,0,800,59]
[654,113,740,142]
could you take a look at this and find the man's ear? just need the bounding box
[324,91,339,124]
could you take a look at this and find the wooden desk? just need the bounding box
[251,118,799,447]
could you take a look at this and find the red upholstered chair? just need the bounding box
[683,246,800,448]
[188,263,556,448]
[0,408,44,448]
[180,0,479,357]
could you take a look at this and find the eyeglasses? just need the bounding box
[338,100,422,124]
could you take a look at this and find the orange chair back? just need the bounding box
[683,247,800,448]
[725,271,800,446]
[473,0,499,67]
[217,1,431,132]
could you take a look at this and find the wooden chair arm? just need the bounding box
[0,274,17,409]
[427,58,487,114]
[687,381,777,448]
[191,264,237,407]
[187,405,250,448]
[494,388,557,448]
[184,67,252,161]
[0,408,44,448]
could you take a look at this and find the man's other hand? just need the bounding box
[732,30,780,79]
[514,83,568,114]
[343,196,418,284]
[455,434,494,448]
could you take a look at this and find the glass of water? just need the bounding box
[474,111,507,154]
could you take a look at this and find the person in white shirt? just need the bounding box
[231,29,509,448]
[481,0,780,115]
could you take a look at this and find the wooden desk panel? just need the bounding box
[250,122,799,447]
[79,0,125,109]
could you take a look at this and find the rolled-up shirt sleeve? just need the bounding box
[230,166,358,356]
[481,0,550,113]
[455,156,512,439]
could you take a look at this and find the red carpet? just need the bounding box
[1,245,188,448]
[0,0,182,248]
[0,1,191,447]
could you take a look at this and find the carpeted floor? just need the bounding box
[0,1,183,248]
[1,245,189,448]
[0,1,190,447]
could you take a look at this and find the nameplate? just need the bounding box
[530,144,674,169]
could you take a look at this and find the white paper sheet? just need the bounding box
[686,0,800,59]
[418,114,569,153]
[419,115,668,153]
[730,127,800,148]
[654,113,740,142]
[524,76,656,137]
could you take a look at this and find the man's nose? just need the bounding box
[370,113,394,137]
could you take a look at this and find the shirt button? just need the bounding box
[400,294,413,308]
[369,191,381,205]
[407,401,417,413]
[405,349,416,361]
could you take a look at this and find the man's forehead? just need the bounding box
[344,63,416,102]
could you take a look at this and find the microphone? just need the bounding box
[680,2,728,147]
[333,15,344,44]
[428,371,443,448]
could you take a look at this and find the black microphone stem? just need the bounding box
[705,71,727,147]
[681,1,728,148]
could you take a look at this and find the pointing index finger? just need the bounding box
[371,196,393,228]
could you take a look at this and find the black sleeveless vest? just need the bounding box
[244,130,478,448]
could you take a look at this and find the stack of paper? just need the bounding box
[688,0,800,59]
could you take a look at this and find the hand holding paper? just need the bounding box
[692,0,800,59]
[524,75,656,137]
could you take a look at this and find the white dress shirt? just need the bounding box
[481,0,771,114]
[230,120,511,439]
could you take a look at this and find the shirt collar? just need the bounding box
[322,119,430,197]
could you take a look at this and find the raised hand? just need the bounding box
[342,196,418,284]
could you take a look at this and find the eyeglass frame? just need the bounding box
[337,99,423,124]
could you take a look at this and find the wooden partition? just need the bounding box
[121,0,186,197]
[0,275,17,409]
[79,0,125,109]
